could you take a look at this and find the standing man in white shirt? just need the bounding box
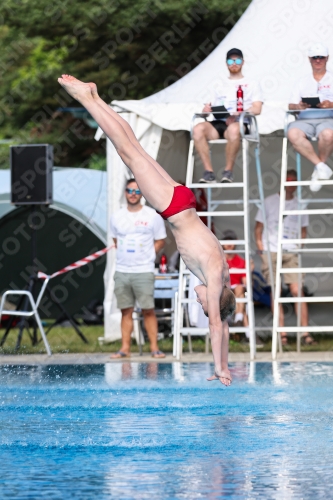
[110,178,167,358]
[193,48,263,184]
[254,169,315,346]
[288,42,333,192]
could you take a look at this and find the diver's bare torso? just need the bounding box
[167,208,230,288]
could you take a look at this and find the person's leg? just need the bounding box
[141,309,164,356]
[58,76,174,212]
[112,307,134,357]
[317,128,333,163]
[289,283,309,328]
[286,253,315,344]
[287,126,320,165]
[111,271,135,357]
[223,122,241,171]
[289,283,315,344]
[132,272,165,357]
[234,285,245,313]
[233,284,245,324]
[192,122,220,171]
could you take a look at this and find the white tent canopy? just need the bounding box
[110,0,333,134]
[96,0,333,341]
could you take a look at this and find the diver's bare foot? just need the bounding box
[58,74,93,103]
[207,370,232,387]
[62,74,99,99]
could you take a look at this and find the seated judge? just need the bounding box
[287,42,333,192]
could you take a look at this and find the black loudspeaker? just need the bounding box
[10,144,53,205]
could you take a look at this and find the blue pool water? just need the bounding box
[1,362,333,499]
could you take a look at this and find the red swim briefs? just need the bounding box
[158,185,196,220]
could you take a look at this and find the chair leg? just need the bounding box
[132,310,143,355]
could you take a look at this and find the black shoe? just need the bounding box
[221,170,233,183]
[199,170,216,183]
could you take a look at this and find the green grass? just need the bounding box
[0,325,213,355]
[0,326,332,355]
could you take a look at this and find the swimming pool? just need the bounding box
[0,362,332,499]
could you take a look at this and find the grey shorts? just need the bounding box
[114,271,155,310]
[288,118,333,140]
[261,253,301,286]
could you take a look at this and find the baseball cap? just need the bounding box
[221,229,238,241]
[308,43,329,57]
[226,48,243,60]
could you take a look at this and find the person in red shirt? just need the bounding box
[222,230,249,327]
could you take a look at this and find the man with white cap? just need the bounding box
[287,42,333,192]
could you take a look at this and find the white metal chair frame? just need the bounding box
[174,111,274,360]
[272,109,333,359]
[0,278,52,356]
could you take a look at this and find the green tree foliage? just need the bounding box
[0,0,250,167]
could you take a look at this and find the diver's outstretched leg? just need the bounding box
[58,76,174,212]
[61,75,179,187]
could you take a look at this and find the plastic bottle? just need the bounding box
[159,254,168,273]
[236,85,244,112]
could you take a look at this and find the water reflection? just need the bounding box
[0,361,332,387]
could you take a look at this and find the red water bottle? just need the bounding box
[159,254,167,273]
[236,85,243,112]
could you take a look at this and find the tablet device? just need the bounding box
[301,96,320,108]
[211,105,230,119]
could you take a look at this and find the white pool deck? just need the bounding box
[0,351,333,365]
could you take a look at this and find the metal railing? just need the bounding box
[175,112,274,360]
[272,110,333,358]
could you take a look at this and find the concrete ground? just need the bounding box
[1,351,333,365]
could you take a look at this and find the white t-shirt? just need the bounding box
[290,70,333,119]
[255,193,309,252]
[110,206,167,273]
[210,77,263,119]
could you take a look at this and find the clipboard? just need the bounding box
[301,97,320,108]
[211,105,230,119]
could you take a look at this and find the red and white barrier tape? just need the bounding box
[38,245,115,280]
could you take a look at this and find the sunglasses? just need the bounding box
[126,188,141,195]
[311,56,326,60]
[227,58,243,65]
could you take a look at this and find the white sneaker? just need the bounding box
[310,162,333,192]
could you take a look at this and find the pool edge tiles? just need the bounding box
[0,350,333,364]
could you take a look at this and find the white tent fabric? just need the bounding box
[96,0,333,341]
[111,0,333,134]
